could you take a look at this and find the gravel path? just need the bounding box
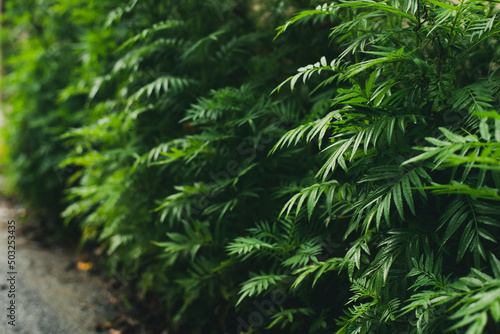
[0,198,114,334]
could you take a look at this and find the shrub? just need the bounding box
[51,0,332,331]
[1,0,86,238]
[4,0,499,333]
[231,0,500,332]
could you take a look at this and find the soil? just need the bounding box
[0,175,171,334]
[0,197,118,334]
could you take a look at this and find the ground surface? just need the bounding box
[0,188,116,333]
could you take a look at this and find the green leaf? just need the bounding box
[401,175,415,215]
[443,210,469,244]
[393,182,405,221]
[491,254,500,278]
[426,0,456,10]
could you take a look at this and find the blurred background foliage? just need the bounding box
[1,0,499,333]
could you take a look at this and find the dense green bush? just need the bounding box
[2,0,500,333]
[235,0,500,332]
[1,0,87,237]
[3,0,332,331]
[57,1,334,331]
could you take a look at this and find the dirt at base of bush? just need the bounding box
[0,195,175,334]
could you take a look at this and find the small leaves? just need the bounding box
[272,56,336,93]
[270,111,341,153]
[236,274,288,306]
[227,237,275,258]
[291,257,342,289]
[279,180,340,219]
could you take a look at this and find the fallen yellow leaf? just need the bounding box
[76,261,93,271]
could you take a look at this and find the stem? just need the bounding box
[435,34,444,80]
[348,10,360,64]
[195,8,207,88]
[416,0,421,47]
[449,0,466,48]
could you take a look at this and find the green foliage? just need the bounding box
[245,0,500,332]
[0,0,91,238]
[55,2,321,329]
[2,0,332,332]
[3,0,500,333]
